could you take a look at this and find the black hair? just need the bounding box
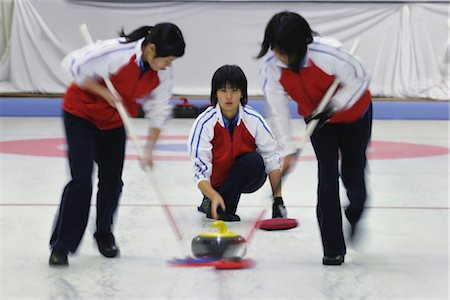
[257,11,316,72]
[210,65,248,106]
[120,23,185,58]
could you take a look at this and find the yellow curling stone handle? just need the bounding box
[198,221,240,238]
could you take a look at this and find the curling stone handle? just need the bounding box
[212,220,228,235]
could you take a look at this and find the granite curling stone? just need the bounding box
[191,221,247,259]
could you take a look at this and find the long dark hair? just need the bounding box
[210,65,248,106]
[257,11,316,72]
[120,23,185,57]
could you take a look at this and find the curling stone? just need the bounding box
[191,221,247,259]
[173,97,199,118]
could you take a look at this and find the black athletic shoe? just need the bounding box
[197,197,211,214]
[49,249,68,266]
[206,211,241,222]
[95,234,120,258]
[322,255,345,266]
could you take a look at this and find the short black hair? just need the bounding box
[257,11,315,71]
[210,65,248,106]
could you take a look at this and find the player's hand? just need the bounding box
[210,195,226,220]
[140,145,154,170]
[306,103,336,130]
[79,78,123,108]
[272,196,287,218]
[104,91,122,108]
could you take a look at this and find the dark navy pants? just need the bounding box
[216,152,267,215]
[310,103,372,257]
[50,111,126,253]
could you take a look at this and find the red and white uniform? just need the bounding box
[187,104,281,188]
[260,36,371,156]
[61,37,173,130]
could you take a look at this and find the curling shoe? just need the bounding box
[49,249,68,266]
[322,255,345,266]
[95,234,120,258]
[197,197,211,214]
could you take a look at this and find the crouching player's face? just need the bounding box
[216,85,242,117]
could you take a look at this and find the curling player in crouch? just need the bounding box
[187,65,288,222]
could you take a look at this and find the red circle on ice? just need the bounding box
[0,136,448,161]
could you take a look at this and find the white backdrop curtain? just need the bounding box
[0,0,448,100]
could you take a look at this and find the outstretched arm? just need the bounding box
[268,168,282,198]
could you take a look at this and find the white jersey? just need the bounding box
[260,36,371,156]
[187,104,281,186]
[61,37,174,129]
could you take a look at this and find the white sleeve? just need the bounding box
[60,39,135,85]
[309,40,370,110]
[141,68,174,129]
[244,107,281,174]
[331,52,371,109]
[260,57,298,157]
[187,108,216,185]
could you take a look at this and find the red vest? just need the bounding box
[280,60,371,123]
[210,122,256,187]
[63,55,160,130]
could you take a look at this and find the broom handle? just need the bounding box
[79,24,184,244]
[245,208,267,243]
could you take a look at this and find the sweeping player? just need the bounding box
[188,65,287,221]
[49,23,185,266]
[257,11,373,265]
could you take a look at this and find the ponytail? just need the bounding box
[119,26,154,43]
[119,23,185,58]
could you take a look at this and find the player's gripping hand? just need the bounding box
[305,103,336,130]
